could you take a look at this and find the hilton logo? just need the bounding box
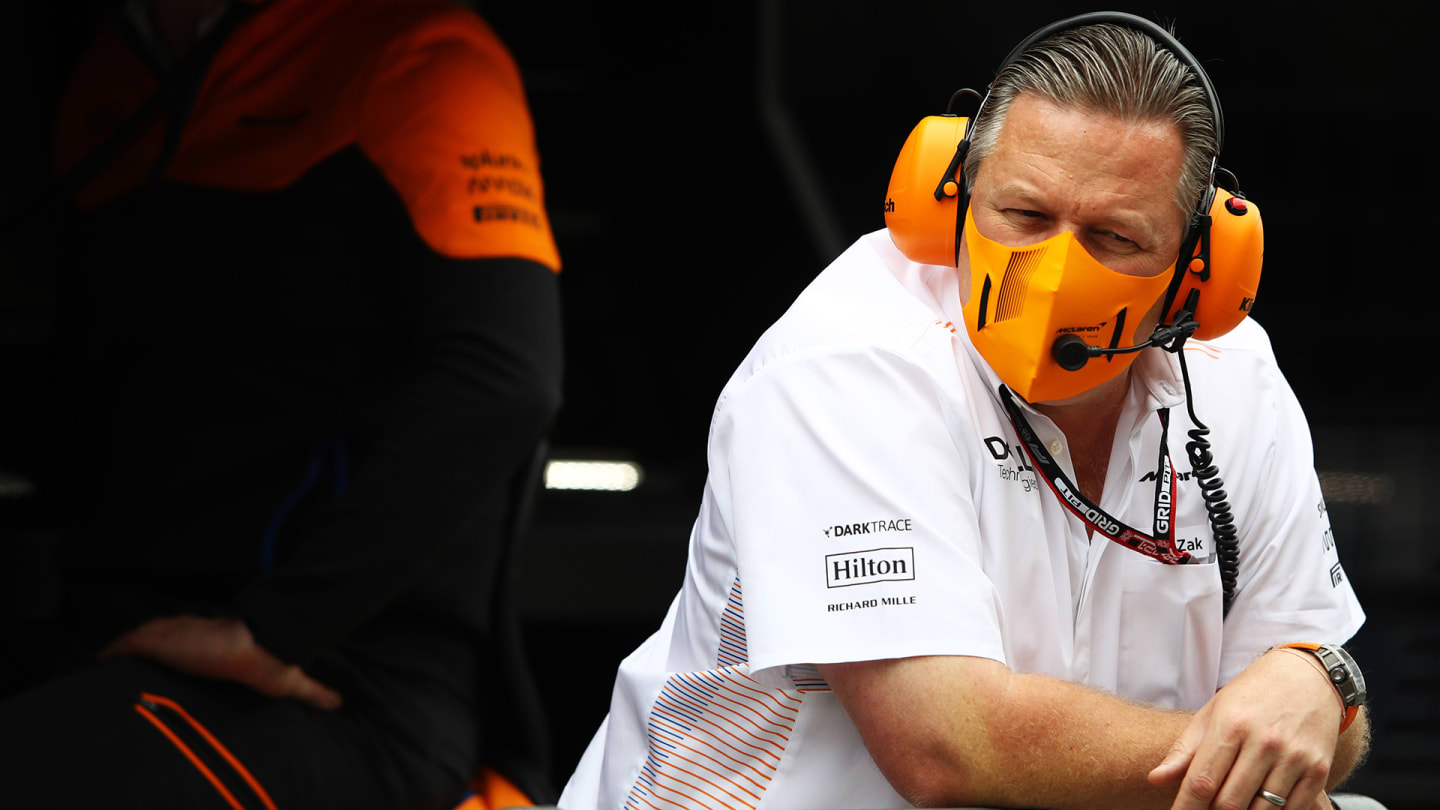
[825,547,916,589]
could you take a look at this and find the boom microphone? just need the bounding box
[1052,316,1199,371]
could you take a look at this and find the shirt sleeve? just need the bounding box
[358,10,560,269]
[712,345,1008,688]
[1217,357,1366,685]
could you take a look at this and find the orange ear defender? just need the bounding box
[883,114,970,268]
[1167,188,1264,340]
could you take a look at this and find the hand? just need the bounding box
[99,615,343,711]
[1148,649,1341,810]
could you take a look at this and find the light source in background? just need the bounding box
[540,459,1394,500]
[545,459,644,492]
[0,469,37,500]
[1318,471,1395,506]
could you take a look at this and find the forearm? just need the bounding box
[987,674,1368,809]
[964,670,1193,810]
[824,656,1191,810]
[826,649,1361,810]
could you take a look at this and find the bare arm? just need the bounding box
[821,648,1367,810]
[822,655,1188,809]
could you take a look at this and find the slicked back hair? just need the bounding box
[962,23,1218,220]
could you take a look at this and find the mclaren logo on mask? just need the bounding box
[1054,322,1108,334]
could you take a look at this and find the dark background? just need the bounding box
[2,1,1435,807]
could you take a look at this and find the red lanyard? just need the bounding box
[998,385,1191,565]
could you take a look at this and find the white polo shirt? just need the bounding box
[560,229,1364,810]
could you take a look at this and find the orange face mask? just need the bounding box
[961,207,1176,403]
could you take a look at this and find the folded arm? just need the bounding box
[820,649,1368,810]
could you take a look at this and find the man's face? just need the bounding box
[965,92,1189,281]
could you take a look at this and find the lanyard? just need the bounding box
[998,385,1191,565]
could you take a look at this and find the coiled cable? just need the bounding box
[1177,347,1240,616]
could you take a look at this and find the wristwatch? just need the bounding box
[1279,642,1367,734]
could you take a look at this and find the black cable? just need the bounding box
[1175,347,1240,616]
[945,87,982,115]
[1214,166,1244,199]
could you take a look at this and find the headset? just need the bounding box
[883,10,1263,345]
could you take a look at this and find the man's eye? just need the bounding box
[1003,209,1046,223]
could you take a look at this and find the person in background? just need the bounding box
[0,1,562,807]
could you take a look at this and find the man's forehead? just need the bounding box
[993,94,1183,159]
[983,94,1188,233]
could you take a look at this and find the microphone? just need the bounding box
[1053,316,1199,371]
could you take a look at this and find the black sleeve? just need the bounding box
[233,254,562,667]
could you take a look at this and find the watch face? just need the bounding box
[1348,662,1368,704]
[1320,644,1367,706]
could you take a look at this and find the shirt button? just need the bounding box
[1049,439,1064,455]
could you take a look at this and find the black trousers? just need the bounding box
[0,635,480,810]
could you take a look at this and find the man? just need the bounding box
[561,13,1367,810]
[0,0,560,807]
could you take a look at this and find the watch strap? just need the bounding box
[1278,642,1360,734]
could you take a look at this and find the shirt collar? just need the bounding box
[1129,344,1187,413]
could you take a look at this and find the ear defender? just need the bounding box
[1166,188,1264,340]
[884,114,970,268]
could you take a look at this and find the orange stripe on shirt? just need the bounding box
[646,760,745,810]
[681,676,793,738]
[651,715,776,778]
[655,697,781,763]
[737,671,804,706]
[723,676,801,716]
[715,681,797,724]
[671,677,790,750]
[655,753,758,809]
[651,724,771,793]
[140,693,278,810]
[635,782,702,810]
[633,784,694,810]
[134,704,247,810]
[654,738,765,803]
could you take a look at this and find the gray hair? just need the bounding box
[962,23,1218,219]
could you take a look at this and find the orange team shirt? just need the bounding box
[53,0,561,271]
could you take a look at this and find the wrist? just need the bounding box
[1272,643,1366,734]
[1271,646,1344,706]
